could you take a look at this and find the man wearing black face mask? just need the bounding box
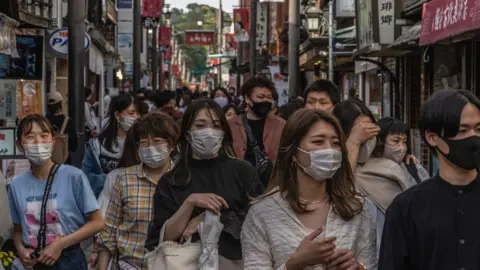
[228,77,285,169]
[379,90,480,270]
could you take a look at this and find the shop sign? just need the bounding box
[378,0,395,44]
[48,28,91,56]
[185,31,215,46]
[357,0,375,50]
[419,0,476,46]
[233,8,250,42]
[336,0,356,17]
[142,0,162,18]
[158,26,172,46]
[256,2,268,52]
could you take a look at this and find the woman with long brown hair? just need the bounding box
[242,109,377,270]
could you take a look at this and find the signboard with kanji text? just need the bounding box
[185,31,215,46]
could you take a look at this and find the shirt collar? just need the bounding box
[135,160,174,181]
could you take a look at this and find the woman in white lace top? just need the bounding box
[241,109,378,270]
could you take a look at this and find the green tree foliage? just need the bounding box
[171,4,232,71]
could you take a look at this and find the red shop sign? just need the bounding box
[157,26,171,46]
[185,31,215,46]
[142,0,162,18]
[419,0,480,46]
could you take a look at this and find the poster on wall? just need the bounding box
[0,129,15,156]
[0,80,18,127]
[2,159,30,186]
[269,65,288,107]
[17,80,43,119]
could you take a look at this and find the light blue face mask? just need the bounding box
[214,97,229,108]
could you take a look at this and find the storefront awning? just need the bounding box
[389,22,422,49]
[335,26,356,39]
[419,0,479,46]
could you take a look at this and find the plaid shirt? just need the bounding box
[100,164,166,270]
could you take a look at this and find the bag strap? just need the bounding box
[36,164,60,252]
[241,114,259,148]
[59,116,69,134]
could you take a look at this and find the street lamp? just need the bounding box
[305,6,325,36]
[197,20,203,27]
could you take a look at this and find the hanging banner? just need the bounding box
[163,46,172,60]
[185,30,215,46]
[172,64,180,76]
[225,33,237,49]
[158,26,171,46]
[256,2,268,52]
[142,0,162,18]
[233,8,250,42]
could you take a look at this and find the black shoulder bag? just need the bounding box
[241,114,273,188]
[30,164,60,260]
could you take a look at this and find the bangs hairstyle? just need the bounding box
[117,121,141,168]
[419,90,480,152]
[17,114,54,140]
[332,99,376,136]
[372,117,409,157]
[133,112,180,148]
[267,109,362,221]
[169,98,236,187]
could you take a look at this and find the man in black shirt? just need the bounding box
[379,90,480,270]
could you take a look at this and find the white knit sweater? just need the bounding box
[241,192,378,270]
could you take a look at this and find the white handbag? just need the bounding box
[145,220,202,270]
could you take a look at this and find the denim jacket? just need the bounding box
[81,138,106,198]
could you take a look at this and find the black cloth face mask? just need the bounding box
[437,135,480,170]
[250,101,272,118]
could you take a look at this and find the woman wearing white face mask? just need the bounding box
[8,115,104,270]
[82,92,139,198]
[145,99,263,269]
[242,109,377,270]
[100,113,177,270]
[210,87,232,108]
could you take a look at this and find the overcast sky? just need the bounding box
[169,0,237,13]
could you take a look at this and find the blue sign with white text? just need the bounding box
[118,0,132,9]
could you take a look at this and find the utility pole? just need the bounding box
[68,0,86,167]
[249,0,257,77]
[328,0,334,81]
[133,0,142,91]
[218,0,223,86]
[287,0,300,97]
[152,28,158,91]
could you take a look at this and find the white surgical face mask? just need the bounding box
[358,138,377,164]
[119,116,137,132]
[23,143,53,165]
[214,97,229,108]
[383,144,407,164]
[189,128,225,159]
[296,148,342,181]
[139,144,170,168]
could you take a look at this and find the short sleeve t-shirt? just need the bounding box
[7,165,99,248]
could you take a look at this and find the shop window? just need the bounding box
[432,44,464,91]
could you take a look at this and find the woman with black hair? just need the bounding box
[82,92,138,198]
[145,99,263,269]
[84,87,99,139]
[333,99,420,250]
[223,104,240,120]
[210,87,232,108]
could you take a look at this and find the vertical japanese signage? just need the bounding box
[158,26,171,46]
[233,8,250,42]
[118,34,134,75]
[357,0,374,49]
[256,2,268,52]
[420,0,475,46]
[142,0,162,18]
[185,31,215,46]
[378,0,395,44]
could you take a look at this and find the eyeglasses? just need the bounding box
[138,139,168,148]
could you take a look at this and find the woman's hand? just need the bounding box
[405,154,420,165]
[349,122,380,146]
[285,229,337,270]
[186,193,229,215]
[18,246,37,268]
[326,249,359,270]
[38,239,65,266]
[180,212,207,242]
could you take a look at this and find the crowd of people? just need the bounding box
[1,76,480,270]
